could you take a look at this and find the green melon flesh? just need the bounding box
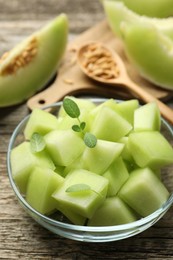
[52,169,108,218]
[88,196,138,226]
[82,139,124,175]
[56,205,86,225]
[103,157,129,196]
[91,106,132,142]
[134,102,161,132]
[44,129,85,166]
[0,14,68,107]
[115,99,139,125]
[24,108,60,140]
[107,0,173,18]
[118,136,134,162]
[103,1,173,38]
[103,1,173,89]
[128,131,173,168]
[119,167,170,217]
[10,141,55,193]
[26,167,64,214]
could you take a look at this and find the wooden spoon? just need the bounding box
[77,41,173,125]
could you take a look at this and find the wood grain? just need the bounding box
[1,1,173,259]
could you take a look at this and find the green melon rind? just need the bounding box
[0,14,68,107]
[104,0,173,18]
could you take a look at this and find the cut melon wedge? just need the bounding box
[119,167,170,217]
[26,167,64,214]
[10,141,55,193]
[88,196,138,226]
[0,14,68,107]
[52,169,108,218]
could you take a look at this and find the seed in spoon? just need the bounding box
[81,43,120,80]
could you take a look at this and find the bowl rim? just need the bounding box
[7,98,173,233]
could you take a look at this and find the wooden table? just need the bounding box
[1,1,173,259]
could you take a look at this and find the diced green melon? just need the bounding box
[56,204,86,225]
[134,102,161,132]
[58,96,96,117]
[88,196,138,226]
[82,139,124,175]
[26,167,64,215]
[118,136,134,162]
[91,106,132,142]
[88,99,118,128]
[52,169,108,218]
[128,131,173,168]
[115,99,139,124]
[119,167,170,217]
[44,129,85,166]
[63,156,83,177]
[103,157,129,196]
[10,141,55,193]
[56,109,91,132]
[24,108,59,140]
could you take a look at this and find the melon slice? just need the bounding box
[52,169,108,218]
[26,167,64,215]
[44,129,85,166]
[91,106,132,142]
[82,139,124,175]
[104,0,173,18]
[119,167,170,217]
[115,99,139,125]
[128,131,173,168]
[24,108,60,140]
[134,102,161,132]
[10,141,55,193]
[0,14,68,107]
[103,157,129,196]
[88,196,138,226]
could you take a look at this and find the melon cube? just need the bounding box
[10,141,55,193]
[91,106,132,142]
[52,169,108,218]
[82,139,124,175]
[87,99,118,130]
[56,204,86,225]
[134,102,161,132]
[26,167,64,215]
[44,129,85,166]
[119,167,170,217]
[88,196,138,226]
[56,109,91,132]
[115,99,139,124]
[103,157,129,196]
[118,136,134,162]
[128,131,173,168]
[63,156,83,177]
[24,108,59,140]
[58,96,96,117]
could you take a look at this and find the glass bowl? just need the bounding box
[7,98,173,242]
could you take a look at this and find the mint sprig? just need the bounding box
[63,98,97,148]
[66,183,91,193]
[30,132,46,153]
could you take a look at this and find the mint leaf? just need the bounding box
[30,132,46,153]
[63,98,80,118]
[84,132,97,148]
[80,122,86,130]
[62,97,97,148]
[72,125,81,132]
[66,183,91,193]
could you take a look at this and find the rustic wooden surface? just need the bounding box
[1,1,173,259]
